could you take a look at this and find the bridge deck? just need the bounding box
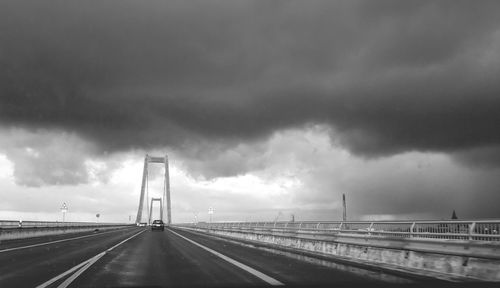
[0,226,415,287]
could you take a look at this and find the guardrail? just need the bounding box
[180,220,500,242]
[0,220,130,229]
[175,220,500,281]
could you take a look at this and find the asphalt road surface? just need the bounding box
[0,226,418,287]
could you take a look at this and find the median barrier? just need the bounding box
[0,220,134,241]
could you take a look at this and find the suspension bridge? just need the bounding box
[0,154,499,287]
[135,154,171,225]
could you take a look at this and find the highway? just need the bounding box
[0,226,418,287]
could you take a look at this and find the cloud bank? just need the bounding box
[1,1,500,221]
[1,1,499,169]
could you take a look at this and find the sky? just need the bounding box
[1,0,500,223]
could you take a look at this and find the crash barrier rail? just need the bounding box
[183,220,500,242]
[0,220,130,229]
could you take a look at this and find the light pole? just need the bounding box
[208,207,214,223]
[342,193,347,222]
[193,212,198,224]
[61,203,68,222]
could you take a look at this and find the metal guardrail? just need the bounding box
[0,220,130,229]
[179,220,500,242]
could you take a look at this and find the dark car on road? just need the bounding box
[151,220,165,231]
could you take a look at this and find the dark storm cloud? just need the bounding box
[452,146,500,169]
[1,0,500,166]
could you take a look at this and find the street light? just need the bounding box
[208,207,214,223]
[193,212,198,224]
[342,193,347,222]
[61,203,68,222]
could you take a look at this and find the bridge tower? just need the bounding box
[135,154,171,225]
[148,198,163,224]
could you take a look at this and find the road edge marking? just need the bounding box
[36,229,146,288]
[168,228,284,286]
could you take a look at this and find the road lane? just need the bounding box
[0,225,420,287]
[72,228,271,287]
[39,230,146,288]
[168,229,283,285]
[72,227,415,287]
[0,226,143,287]
[168,228,414,285]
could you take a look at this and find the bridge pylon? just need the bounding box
[148,197,163,224]
[135,154,171,225]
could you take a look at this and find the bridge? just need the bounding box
[135,154,171,225]
[1,154,499,287]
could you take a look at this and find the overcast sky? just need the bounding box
[1,0,500,223]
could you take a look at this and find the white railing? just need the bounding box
[0,220,130,229]
[178,220,500,242]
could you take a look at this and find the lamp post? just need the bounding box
[61,203,68,222]
[208,207,214,223]
[342,193,347,222]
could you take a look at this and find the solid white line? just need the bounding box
[35,261,89,288]
[57,252,105,288]
[36,229,146,288]
[0,227,131,253]
[168,229,284,286]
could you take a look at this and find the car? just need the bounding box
[137,222,147,227]
[151,220,165,231]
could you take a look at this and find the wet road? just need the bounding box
[0,227,141,287]
[0,226,416,287]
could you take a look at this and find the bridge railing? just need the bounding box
[179,220,500,242]
[0,220,129,229]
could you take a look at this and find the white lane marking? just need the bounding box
[168,229,284,286]
[106,231,143,251]
[0,227,132,253]
[57,252,105,288]
[35,260,88,288]
[36,229,146,288]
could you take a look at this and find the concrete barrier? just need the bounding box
[0,224,133,241]
[173,225,500,282]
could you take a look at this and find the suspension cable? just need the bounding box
[163,167,166,222]
[146,165,149,224]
